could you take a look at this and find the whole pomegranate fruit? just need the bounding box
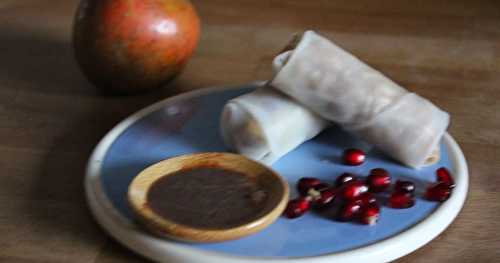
[73,0,200,94]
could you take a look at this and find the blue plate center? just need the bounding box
[100,86,449,257]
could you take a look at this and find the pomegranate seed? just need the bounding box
[425,182,452,202]
[388,191,415,209]
[366,168,391,193]
[335,173,357,188]
[314,188,336,208]
[297,177,321,196]
[394,180,415,194]
[357,192,377,206]
[284,197,310,218]
[337,199,363,221]
[340,181,369,200]
[436,167,455,188]
[342,148,366,166]
[360,203,380,225]
[313,183,331,192]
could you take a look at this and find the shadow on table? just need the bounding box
[0,28,191,261]
[0,28,193,97]
[0,28,92,95]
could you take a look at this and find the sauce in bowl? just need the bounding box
[147,167,268,229]
[128,152,288,242]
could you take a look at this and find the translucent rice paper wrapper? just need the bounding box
[271,31,448,168]
[220,87,328,165]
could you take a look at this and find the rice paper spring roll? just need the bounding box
[220,87,328,165]
[270,31,449,168]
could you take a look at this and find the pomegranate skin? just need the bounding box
[73,0,200,94]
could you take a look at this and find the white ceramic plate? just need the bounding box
[85,84,468,263]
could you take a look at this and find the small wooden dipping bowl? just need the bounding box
[128,152,289,243]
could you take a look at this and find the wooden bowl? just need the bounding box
[128,152,289,243]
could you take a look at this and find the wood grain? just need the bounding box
[0,0,499,262]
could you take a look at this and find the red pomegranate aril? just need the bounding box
[436,167,455,188]
[284,197,310,218]
[389,191,415,209]
[357,192,377,206]
[425,182,452,202]
[297,177,321,196]
[360,203,380,225]
[366,168,391,193]
[338,199,363,221]
[394,180,416,194]
[335,173,357,188]
[341,181,369,200]
[313,183,331,192]
[343,148,366,166]
[314,189,336,208]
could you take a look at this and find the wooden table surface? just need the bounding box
[1,0,500,262]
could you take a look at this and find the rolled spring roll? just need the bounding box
[220,88,328,164]
[271,31,448,168]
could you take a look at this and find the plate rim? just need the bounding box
[85,84,469,263]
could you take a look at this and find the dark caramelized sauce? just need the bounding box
[147,167,268,229]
